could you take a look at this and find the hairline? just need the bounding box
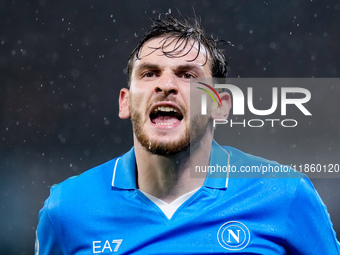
[127,34,214,86]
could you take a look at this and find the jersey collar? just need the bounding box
[203,140,230,189]
[111,140,230,190]
[111,147,137,189]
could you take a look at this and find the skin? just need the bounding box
[119,36,231,203]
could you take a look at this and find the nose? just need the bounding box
[154,72,178,96]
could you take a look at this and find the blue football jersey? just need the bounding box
[36,141,340,254]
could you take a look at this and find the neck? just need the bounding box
[134,133,213,203]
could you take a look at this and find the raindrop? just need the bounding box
[104,118,110,125]
[114,136,121,144]
[58,134,66,143]
[71,69,80,79]
[269,42,277,50]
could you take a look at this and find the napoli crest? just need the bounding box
[217,221,250,250]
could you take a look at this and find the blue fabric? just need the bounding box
[36,141,340,254]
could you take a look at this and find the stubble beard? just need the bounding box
[130,105,210,157]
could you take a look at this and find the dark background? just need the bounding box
[1,0,339,253]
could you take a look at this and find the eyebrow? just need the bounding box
[136,63,160,72]
[175,64,206,77]
[176,64,201,71]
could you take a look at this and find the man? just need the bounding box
[36,13,340,254]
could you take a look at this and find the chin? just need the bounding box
[139,132,190,157]
[147,141,190,156]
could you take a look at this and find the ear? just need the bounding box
[118,88,130,119]
[210,92,231,119]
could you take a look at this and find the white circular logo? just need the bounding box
[217,221,250,250]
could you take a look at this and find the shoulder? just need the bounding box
[222,145,304,180]
[223,145,282,165]
[219,145,311,210]
[36,156,125,253]
[53,157,118,194]
[44,156,120,217]
[220,145,328,216]
[221,146,333,219]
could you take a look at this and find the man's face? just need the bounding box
[121,36,212,156]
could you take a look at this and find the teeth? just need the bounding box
[155,106,178,113]
[156,122,173,125]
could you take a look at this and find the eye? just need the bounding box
[143,72,155,78]
[141,71,160,79]
[181,73,195,79]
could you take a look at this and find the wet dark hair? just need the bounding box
[126,11,229,86]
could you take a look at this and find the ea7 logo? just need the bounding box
[217,221,250,251]
[92,239,123,253]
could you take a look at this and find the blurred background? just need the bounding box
[1,0,339,253]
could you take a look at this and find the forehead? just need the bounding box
[134,35,211,68]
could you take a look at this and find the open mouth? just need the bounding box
[150,105,183,127]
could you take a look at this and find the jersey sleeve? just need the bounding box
[36,187,66,255]
[284,177,340,254]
